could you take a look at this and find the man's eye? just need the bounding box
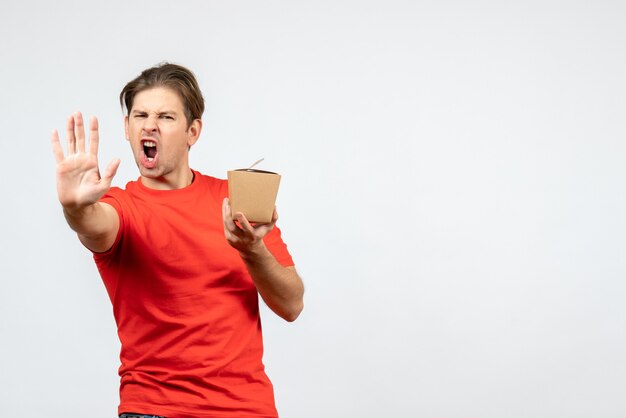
[134,114,147,118]
[160,115,174,120]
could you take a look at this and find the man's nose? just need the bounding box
[143,115,158,132]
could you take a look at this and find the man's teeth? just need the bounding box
[143,140,157,162]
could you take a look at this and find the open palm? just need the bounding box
[51,112,120,209]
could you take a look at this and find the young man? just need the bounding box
[51,63,304,418]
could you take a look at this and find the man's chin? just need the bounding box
[138,165,161,178]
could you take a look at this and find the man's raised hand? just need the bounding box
[51,112,120,211]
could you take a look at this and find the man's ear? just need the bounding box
[124,115,130,141]
[187,119,202,147]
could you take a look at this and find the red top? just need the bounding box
[94,171,294,418]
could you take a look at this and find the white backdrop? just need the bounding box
[1,1,626,417]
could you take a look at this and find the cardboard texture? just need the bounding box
[227,169,281,223]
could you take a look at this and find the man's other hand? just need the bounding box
[222,197,277,255]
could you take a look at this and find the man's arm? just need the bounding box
[52,112,121,253]
[62,203,119,253]
[222,198,304,322]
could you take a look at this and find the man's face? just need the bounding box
[125,86,201,188]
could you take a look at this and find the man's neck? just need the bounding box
[140,168,194,190]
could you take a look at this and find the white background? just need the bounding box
[1,1,626,417]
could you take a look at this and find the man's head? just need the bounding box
[121,63,204,189]
[120,63,205,128]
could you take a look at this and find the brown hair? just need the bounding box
[119,63,205,127]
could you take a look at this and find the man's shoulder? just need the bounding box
[194,170,226,184]
[193,170,228,193]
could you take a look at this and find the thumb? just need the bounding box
[102,158,121,184]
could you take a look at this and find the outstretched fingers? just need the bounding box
[89,116,99,156]
[51,129,65,163]
[66,115,76,155]
[74,112,86,153]
[58,113,100,158]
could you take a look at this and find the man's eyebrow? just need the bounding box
[130,110,179,116]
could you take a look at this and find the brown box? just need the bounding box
[227,169,281,223]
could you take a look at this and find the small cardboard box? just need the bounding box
[227,169,281,223]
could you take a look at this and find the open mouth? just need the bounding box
[143,140,157,161]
